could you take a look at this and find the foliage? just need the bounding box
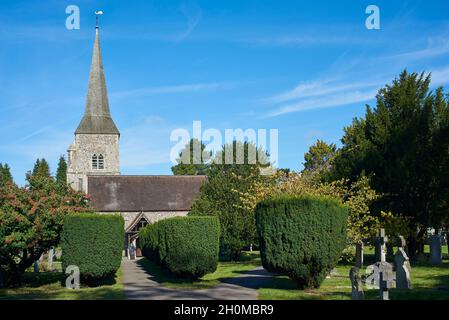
[331,70,449,258]
[171,139,212,175]
[30,158,51,178]
[0,164,13,187]
[255,195,348,289]
[0,173,89,286]
[55,156,68,186]
[139,216,220,279]
[61,213,124,283]
[302,139,337,181]
[189,140,271,260]
[240,171,380,244]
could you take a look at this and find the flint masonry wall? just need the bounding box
[67,133,120,192]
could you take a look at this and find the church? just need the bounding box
[66,23,206,257]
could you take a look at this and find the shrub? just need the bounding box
[255,195,348,289]
[139,216,220,279]
[61,213,124,283]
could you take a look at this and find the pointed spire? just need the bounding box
[75,20,119,135]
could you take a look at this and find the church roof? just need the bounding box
[87,175,207,212]
[75,26,119,135]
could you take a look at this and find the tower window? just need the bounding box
[98,154,104,169]
[92,154,98,170]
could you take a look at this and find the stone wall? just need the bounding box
[98,211,189,229]
[67,133,120,192]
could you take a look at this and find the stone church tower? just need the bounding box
[67,25,120,192]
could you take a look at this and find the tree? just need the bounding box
[0,173,90,286]
[302,140,337,174]
[55,156,68,185]
[189,141,271,260]
[332,70,449,259]
[0,163,13,187]
[30,158,51,179]
[171,139,211,175]
[239,171,381,245]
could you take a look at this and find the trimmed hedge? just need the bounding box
[139,216,220,279]
[61,213,124,282]
[255,195,348,289]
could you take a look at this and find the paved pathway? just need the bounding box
[122,258,275,300]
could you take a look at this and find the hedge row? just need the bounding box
[61,213,124,282]
[139,216,220,279]
[255,195,348,289]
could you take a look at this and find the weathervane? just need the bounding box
[95,10,104,29]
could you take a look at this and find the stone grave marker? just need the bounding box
[430,234,442,266]
[394,236,411,289]
[350,267,364,300]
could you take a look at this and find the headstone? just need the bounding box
[375,229,388,263]
[394,237,411,289]
[355,241,364,268]
[47,247,54,271]
[377,261,394,300]
[349,267,364,300]
[430,234,442,265]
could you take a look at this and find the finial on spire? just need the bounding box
[95,10,104,29]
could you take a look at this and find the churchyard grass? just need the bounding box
[259,247,449,300]
[137,251,261,290]
[0,264,124,300]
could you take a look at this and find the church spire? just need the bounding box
[75,15,119,135]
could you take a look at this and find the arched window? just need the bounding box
[98,154,104,170]
[92,154,98,170]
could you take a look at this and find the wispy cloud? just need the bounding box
[431,65,449,87]
[264,80,383,105]
[267,89,378,117]
[175,2,202,41]
[109,82,236,100]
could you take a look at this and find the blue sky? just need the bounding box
[1,0,449,185]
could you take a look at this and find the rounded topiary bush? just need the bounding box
[139,216,220,279]
[255,195,348,289]
[61,213,124,283]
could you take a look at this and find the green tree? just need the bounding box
[55,156,68,185]
[29,158,51,179]
[0,163,13,187]
[189,141,271,260]
[303,140,337,173]
[0,174,90,286]
[171,139,211,175]
[332,70,449,259]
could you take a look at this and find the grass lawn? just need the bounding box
[259,246,449,300]
[0,262,125,300]
[138,251,261,290]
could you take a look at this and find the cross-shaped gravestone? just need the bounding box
[375,228,388,263]
[378,261,394,300]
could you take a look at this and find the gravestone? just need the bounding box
[349,267,364,300]
[430,234,442,266]
[377,261,394,300]
[47,247,54,271]
[355,241,364,268]
[394,236,411,289]
[375,229,388,262]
